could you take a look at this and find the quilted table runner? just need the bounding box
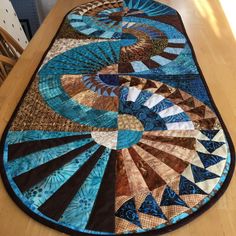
[0,0,235,235]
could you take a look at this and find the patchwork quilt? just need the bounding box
[0,0,234,235]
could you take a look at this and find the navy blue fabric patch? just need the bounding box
[197,152,225,168]
[198,140,224,153]
[200,130,220,140]
[115,198,141,227]
[99,74,120,86]
[179,176,206,195]
[191,164,219,183]
[160,186,188,208]
[139,194,167,220]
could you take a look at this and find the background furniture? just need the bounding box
[11,0,57,38]
[0,27,23,84]
[0,0,28,48]
[0,0,27,84]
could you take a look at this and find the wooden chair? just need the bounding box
[0,26,24,85]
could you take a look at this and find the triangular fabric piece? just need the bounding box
[200,130,220,140]
[178,97,195,108]
[138,212,167,229]
[119,76,130,85]
[197,152,225,168]
[196,118,217,129]
[167,89,183,100]
[156,84,171,94]
[103,90,109,96]
[198,140,224,153]
[160,205,188,220]
[133,192,150,210]
[115,198,141,228]
[100,87,106,95]
[179,176,207,195]
[195,178,220,194]
[207,160,226,176]
[130,78,141,87]
[143,80,158,90]
[138,194,167,220]
[180,194,206,208]
[188,105,206,118]
[191,164,219,183]
[115,217,140,234]
[160,186,188,208]
[106,87,112,95]
[116,196,134,212]
[96,88,101,95]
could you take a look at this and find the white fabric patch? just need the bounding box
[166,121,195,130]
[127,87,141,102]
[143,94,165,108]
[196,178,220,194]
[159,105,184,118]
[91,131,118,150]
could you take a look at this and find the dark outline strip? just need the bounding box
[0,2,235,236]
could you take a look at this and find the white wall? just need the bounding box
[36,0,57,23]
[0,0,28,48]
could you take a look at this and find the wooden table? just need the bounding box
[0,0,235,235]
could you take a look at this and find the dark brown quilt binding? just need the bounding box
[0,2,235,236]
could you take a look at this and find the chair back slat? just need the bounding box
[0,26,24,85]
[0,27,24,55]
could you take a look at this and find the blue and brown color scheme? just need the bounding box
[0,0,234,235]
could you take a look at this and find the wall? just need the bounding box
[11,0,40,36]
[35,0,57,23]
[0,0,28,49]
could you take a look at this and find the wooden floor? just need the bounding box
[0,0,236,235]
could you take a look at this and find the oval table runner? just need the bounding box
[0,0,235,235]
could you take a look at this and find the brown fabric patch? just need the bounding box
[61,75,85,97]
[161,205,188,220]
[115,217,140,234]
[128,147,166,190]
[10,77,115,132]
[138,212,167,229]
[180,194,206,208]
[187,105,206,118]
[137,142,189,174]
[153,15,184,33]
[118,114,144,131]
[142,135,196,150]
[116,151,132,197]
